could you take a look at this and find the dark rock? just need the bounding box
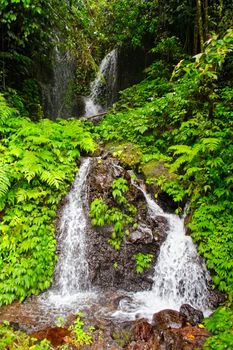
[179,304,204,326]
[126,337,160,350]
[132,318,153,341]
[31,327,71,347]
[84,157,168,292]
[168,325,211,349]
[128,224,153,244]
[208,289,225,308]
[153,309,185,330]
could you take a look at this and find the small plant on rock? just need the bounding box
[133,252,154,273]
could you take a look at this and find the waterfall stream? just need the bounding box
[44,158,96,307]
[40,159,211,320]
[84,49,118,117]
[113,181,212,320]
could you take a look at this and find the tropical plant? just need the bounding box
[90,177,136,250]
[0,94,96,305]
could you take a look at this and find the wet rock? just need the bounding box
[85,157,168,292]
[31,327,71,347]
[153,309,185,330]
[110,322,133,348]
[168,325,210,349]
[132,318,153,341]
[179,304,204,326]
[126,337,160,350]
[208,289,225,308]
[128,224,153,244]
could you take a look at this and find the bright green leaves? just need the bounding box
[90,178,136,251]
[112,178,129,204]
[0,321,51,350]
[90,198,108,227]
[0,168,10,202]
[0,95,96,306]
[69,313,94,346]
[133,253,153,273]
[189,200,233,297]
[203,308,233,350]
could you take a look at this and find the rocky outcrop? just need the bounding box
[85,157,168,291]
[179,304,204,326]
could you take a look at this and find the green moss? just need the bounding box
[141,160,174,181]
[106,142,142,167]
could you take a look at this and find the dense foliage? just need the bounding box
[97,30,233,298]
[0,95,95,305]
[0,0,233,348]
[203,308,233,349]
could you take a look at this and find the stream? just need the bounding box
[0,51,214,337]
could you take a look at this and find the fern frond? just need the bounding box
[40,170,65,189]
[200,138,221,152]
[169,144,192,155]
[0,94,17,125]
[0,167,10,200]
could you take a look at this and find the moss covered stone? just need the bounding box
[106,142,142,167]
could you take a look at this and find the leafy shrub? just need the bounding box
[203,308,233,350]
[133,252,153,273]
[0,321,51,350]
[69,313,94,346]
[0,94,96,305]
[90,178,136,250]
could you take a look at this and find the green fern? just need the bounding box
[0,167,10,201]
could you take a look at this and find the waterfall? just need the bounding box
[114,182,212,320]
[84,49,118,117]
[39,42,77,119]
[41,159,211,318]
[44,158,95,306]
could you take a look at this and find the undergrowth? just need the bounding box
[97,30,233,299]
[96,30,233,349]
[0,95,95,305]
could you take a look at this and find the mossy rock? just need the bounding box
[141,160,175,181]
[106,142,142,167]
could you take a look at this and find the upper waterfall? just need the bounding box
[84,49,118,117]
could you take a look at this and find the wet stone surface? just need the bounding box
[85,157,168,292]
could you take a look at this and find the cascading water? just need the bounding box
[44,158,96,306]
[114,181,212,320]
[84,49,118,117]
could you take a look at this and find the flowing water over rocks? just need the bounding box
[112,181,212,321]
[0,156,221,349]
[84,49,118,117]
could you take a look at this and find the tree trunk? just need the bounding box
[196,0,204,52]
[204,0,208,41]
[194,13,199,54]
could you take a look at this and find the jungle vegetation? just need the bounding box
[0,0,233,348]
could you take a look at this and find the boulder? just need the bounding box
[132,318,153,341]
[179,304,204,326]
[153,309,185,330]
[85,157,168,292]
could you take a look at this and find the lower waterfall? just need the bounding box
[43,158,96,307]
[40,157,211,320]
[113,182,212,320]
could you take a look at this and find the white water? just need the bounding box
[113,182,212,320]
[84,49,118,117]
[41,159,211,318]
[44,158,96,307]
